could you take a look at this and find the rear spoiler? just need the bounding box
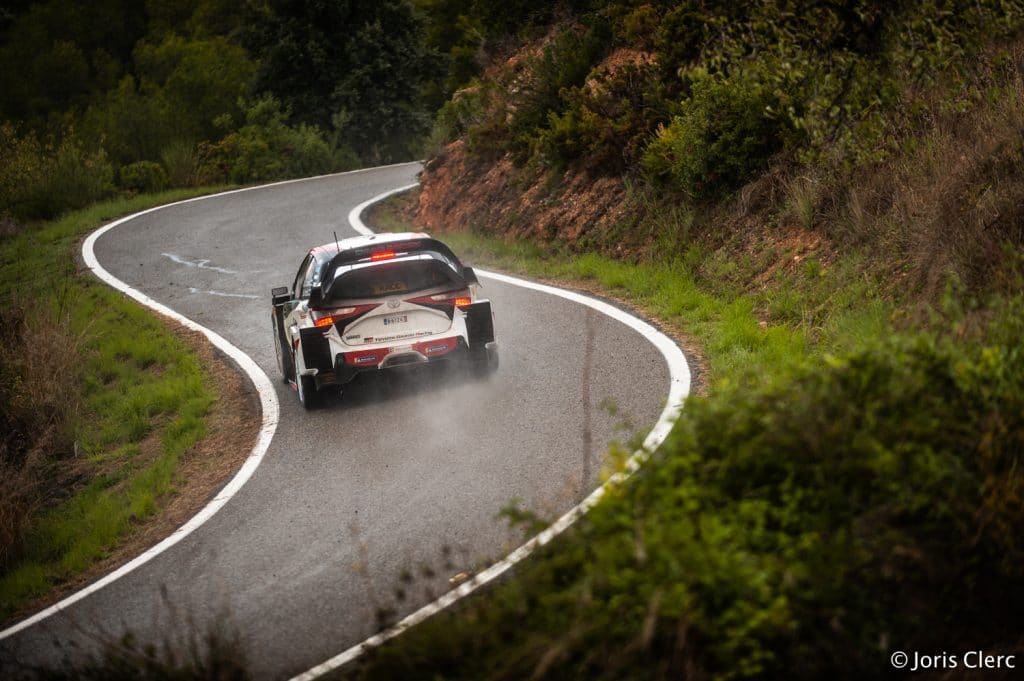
[323,237,463,275]
[312,238,477,307]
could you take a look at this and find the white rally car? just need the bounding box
[271,232,498,408]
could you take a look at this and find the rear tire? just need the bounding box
[471,345,499,378]
[297,373,321,410]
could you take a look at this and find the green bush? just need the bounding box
[0,124,114,222]
[426,81,495,153]
[535,61,670,172]
[195,96,358,185]
[643,67,798,198]
[118,161,168,193]
[504,25,608,160]
[160,140,199,187]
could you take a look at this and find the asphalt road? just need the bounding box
[0,163,671,679]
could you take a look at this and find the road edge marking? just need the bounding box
[0,162,420,641]
[291,184,692,680]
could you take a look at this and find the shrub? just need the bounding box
[160,140,199,187]
[118,160,169,193]
[425,82,495,154]
[195,96,357,185]
[535,61,670,173]
[505,24,609,160]
[0,124,114,221]
[643,67,798,199]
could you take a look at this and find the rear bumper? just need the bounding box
[326,336,472,386]
[300,299,496,388]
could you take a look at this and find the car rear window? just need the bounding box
[325,256,463,302]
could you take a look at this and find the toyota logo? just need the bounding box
[387,298,400,309]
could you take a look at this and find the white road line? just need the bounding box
[292,186,692,680]
[0,162,420,642]
[162,253,238,274]
[187,287,261,300]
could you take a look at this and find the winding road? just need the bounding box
[0,163,682,679]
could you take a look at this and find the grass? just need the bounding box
[0,187,230,621]
[373,197,894,389]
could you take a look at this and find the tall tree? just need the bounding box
[248,0,439,163]
[0,0,148,124]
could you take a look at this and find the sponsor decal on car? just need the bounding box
[370,330,435,343]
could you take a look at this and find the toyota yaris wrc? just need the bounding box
[271,232,498,409]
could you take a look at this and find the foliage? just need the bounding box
[119,160,169,193]
[0,302,82,568]
[503,24,610,161]
[1,0,452,199]
[425,0,1024,198]
[80,35,255,167]
[425,80,496,153]
[0,1,148,123]
[247,0,439,164]
[195,96,358,185]
[36,626,252,681]
[133,34,255,145]
[536,60,669,173]
[0,123,114,221]
[643,65,799,198]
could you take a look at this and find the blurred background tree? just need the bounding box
[247,0,438,165]
[0,0,444,219]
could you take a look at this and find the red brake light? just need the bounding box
[312,306,360,327]
[370,251,396,261]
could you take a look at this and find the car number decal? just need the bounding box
[382,315,408,326]
[372,281,404,294]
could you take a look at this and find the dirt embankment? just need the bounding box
[415,140,632,253]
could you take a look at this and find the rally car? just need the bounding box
[271,232,498,409]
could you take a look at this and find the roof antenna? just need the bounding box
[333,230,341,252]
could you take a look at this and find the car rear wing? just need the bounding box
[322,238,463,278]
[313,238,480,307]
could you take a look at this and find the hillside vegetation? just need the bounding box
[348,1,1024,679]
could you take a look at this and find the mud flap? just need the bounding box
[298,327,334,374]
[464,300,498,375]
[464,300,495,347]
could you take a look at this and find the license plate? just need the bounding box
[382,315,408,326]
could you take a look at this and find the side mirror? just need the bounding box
[462,266,480,286]
[271,286,291,306]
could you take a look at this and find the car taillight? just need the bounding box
[370,251,396,261]
[424,289,472,306]
[311,305,373,328]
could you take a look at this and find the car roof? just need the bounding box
[309,231,431,259]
